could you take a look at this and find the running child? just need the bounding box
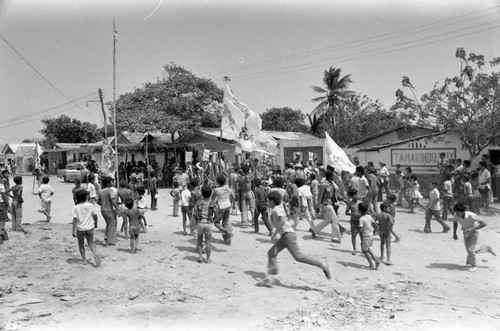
[358,202,380,270]
[259,191,332,287]
[424,180,451,234]
[345,188,362,255]
[408,174,426,213]
[170,181,180,217]
[38,176,54,222]
[72,190,101,266]
[376,202,394,265]
[212,174,234,243]
[193,185,216,263]
[450,202,496,272]
[124,198,145,254]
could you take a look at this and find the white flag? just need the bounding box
[34,142,43,169]
[221,85,261,138]
[325,132,356,173]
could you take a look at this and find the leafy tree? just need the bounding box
[392,48,500,160]
[40,115,103,148]
[331,94,407,146]
[261,107,308,132]
[310,67,354,130]
[114,63,223,139]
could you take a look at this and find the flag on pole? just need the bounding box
[34,142,43,169]
[325,132,356,173]
[101,141,116,177]
[221,84,261,139]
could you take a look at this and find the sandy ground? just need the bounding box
[1,175,499,331]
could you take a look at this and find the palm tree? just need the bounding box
[306,113,324,137]
[310,67,353,129]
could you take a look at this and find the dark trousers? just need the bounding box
[214,207,232,240]
[254,206,272,233]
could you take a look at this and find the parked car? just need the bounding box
[57,162,88,182]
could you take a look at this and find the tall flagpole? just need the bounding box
[113,18,119,183]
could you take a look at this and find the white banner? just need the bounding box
[325,132,356,173]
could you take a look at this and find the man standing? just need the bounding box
[478,161,491,212]
[98,176,119,246]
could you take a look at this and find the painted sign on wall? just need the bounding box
[391,148,456,167]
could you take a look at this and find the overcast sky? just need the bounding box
[1,0,499,143]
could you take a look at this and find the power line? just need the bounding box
[0,33,90,113]
[228,22,500,83]
[0,92,97,129]
[202,5,500,78]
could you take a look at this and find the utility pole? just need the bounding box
[98,88,107,140]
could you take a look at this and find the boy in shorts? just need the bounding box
[38,176,54,222]
[193,185,216,263]
[260,191,332,287]
[376,202,394,265]
[359,202,380,270]
[345,188,361,255]
[124,198,145,254]
[72,190,101,266]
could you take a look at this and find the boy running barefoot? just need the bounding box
[451,202,496,272]
[72,190,101,266]
[193,185,216,263]
[38,176,54,222]
[384,194,401,243]
[260,191,332,287]
[359,202,380,270]
[124,198,145,254]
[376,202,394,265]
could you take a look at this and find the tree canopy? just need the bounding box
[327,94,407,146]
[261,107,308,132]
[392,48,500,160]
[114,63,223,139]
[40,115,103,148]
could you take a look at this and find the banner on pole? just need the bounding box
[325,132,356,173]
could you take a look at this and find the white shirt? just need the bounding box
[87,182,97,198]
[297,185,312,207]
[478,169,491,189]
[72,202,96,231]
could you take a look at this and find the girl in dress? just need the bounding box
[409,174,426,213]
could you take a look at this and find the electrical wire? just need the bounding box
[0,33,90,114]
[229,22,500,83]
[0,92,97,129]
[202,6,500,78]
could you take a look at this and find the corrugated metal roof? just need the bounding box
[357,132,444,151]
[264,131,319,140]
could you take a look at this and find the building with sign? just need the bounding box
[1,143,40,174]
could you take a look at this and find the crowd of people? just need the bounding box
[0,155,496,285]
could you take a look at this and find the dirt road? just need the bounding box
[1,176,499,331]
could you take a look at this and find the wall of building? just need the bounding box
[277,139,325,169]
